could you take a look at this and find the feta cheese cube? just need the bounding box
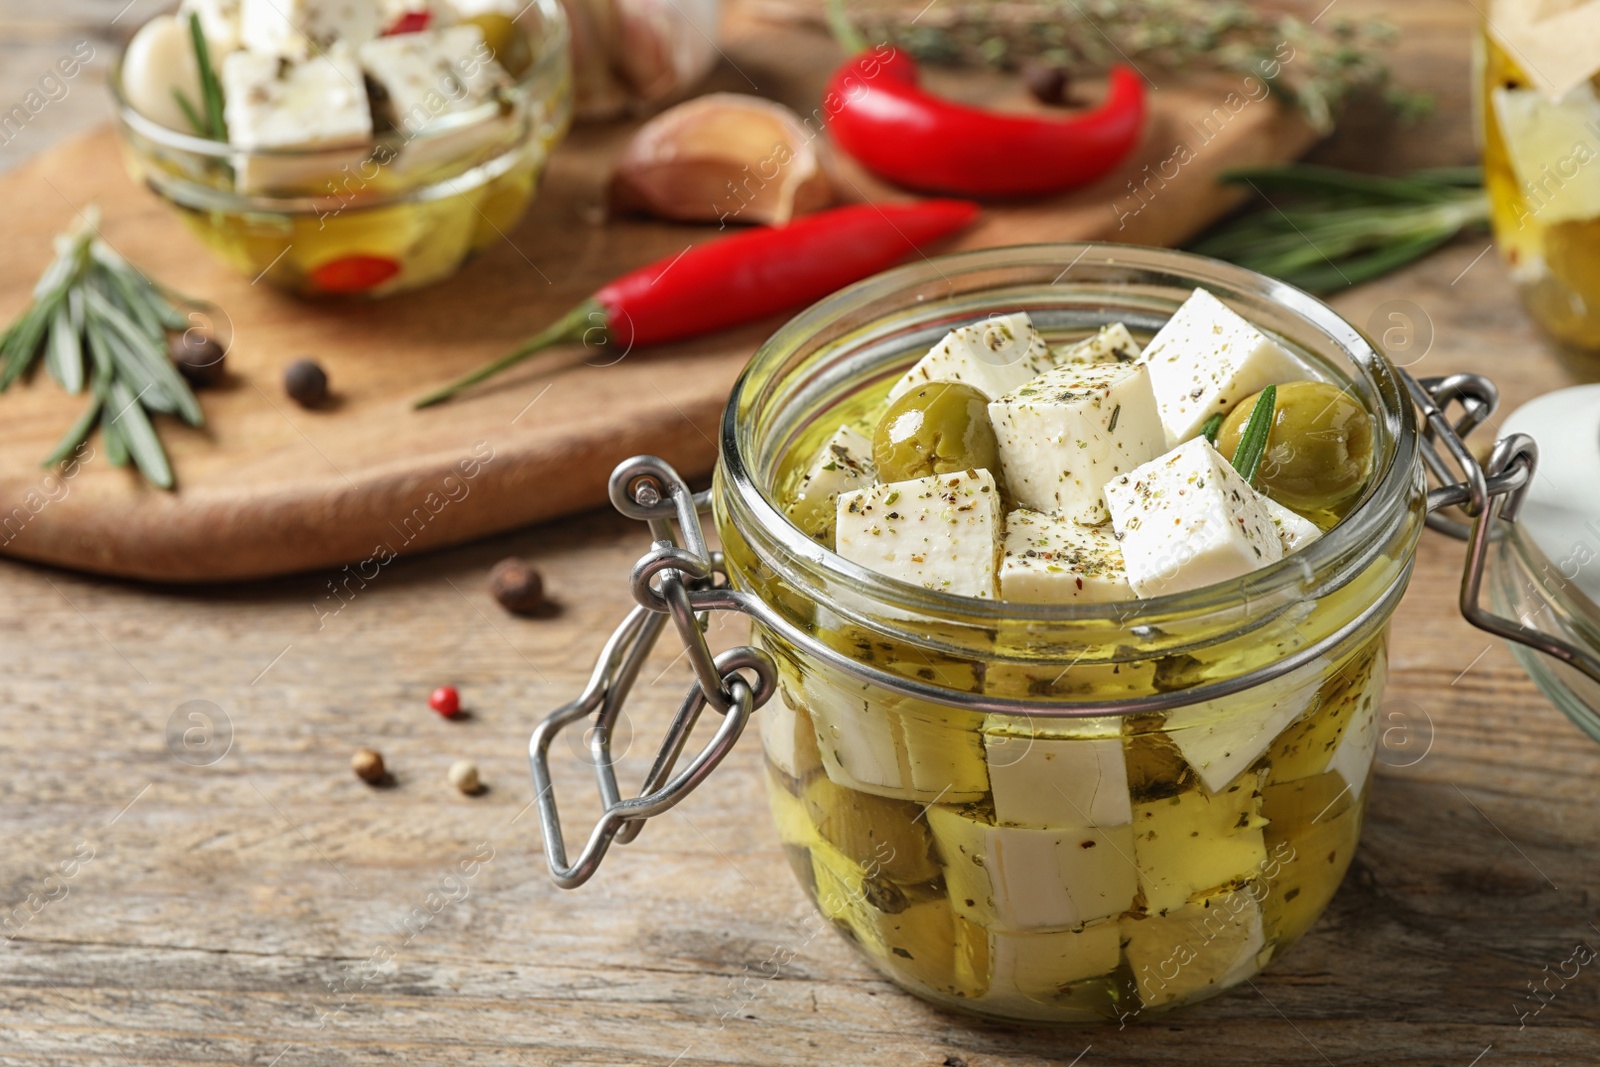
[1139,288,1301,446]
[1260,775,1360,944]
[1160,658,1320,793]
[927,806,1137,930]
[1263,496,1322,553]
[988,921,1123,999]
[835,469,1001,599]
[1054,322,1142,365]
[240,0,380,56]
[1104,437,1284,598]
[221,44,374,194]
[360,24,506,130]
[989,362,1165,524]
[887,312,1055,403]
[998,509,1132,603]
[983,715,1132,829]
[1122,889,1265,1007]
[180,0,244,56]
[758,685,824,781]
[803,670,988,804]
[785,424,875,543]
[1130,775,1267,916]
[1492,83,1600,226]
[1329,685,1379,800]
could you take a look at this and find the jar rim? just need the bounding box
[718,242,1421,628]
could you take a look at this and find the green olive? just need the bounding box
[872,381,1001,483]
[463,13,533,78]
[1216,381,1374,513]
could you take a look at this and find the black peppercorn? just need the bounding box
[284,358,329,407]
[488,557,545,615]
[1023,62,1073,107]
[170,332,227,387]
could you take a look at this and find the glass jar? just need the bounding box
[108,1,572,299]
[1478,26,1600,354]
[528,244,1600,1026]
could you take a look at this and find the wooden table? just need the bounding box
[5,2,1600,1064]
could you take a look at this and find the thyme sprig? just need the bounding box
[812,0,1421,131]
[1189,163,1489,294]
[0,210,206,488]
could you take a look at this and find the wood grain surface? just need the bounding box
[7,1,1600,1066]
[0,2,1314,583]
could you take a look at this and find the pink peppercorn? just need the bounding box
[429,686,461,718]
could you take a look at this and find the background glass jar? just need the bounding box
[712,245,1425,1023]
[109,1,572,299]
[1478,26,1600,355]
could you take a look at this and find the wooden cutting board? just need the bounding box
[0,8,1315,583]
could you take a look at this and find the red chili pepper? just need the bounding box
[825,47,1146,199]
[310,254,402,294]
[414,199,979,407]
[383,10,431,34]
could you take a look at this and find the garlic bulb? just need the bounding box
[610,93,833,224]
[560,0,721,121]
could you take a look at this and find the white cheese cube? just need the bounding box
[998,509,1132,603]
[804,673,903,797]
[1162,674,1316,794]
[1122,889,1265,1008]
[1263,497,1322,554]
[180,0,244,55]
[988,921,1123,1000]
[1492,83,1600,226]
[785,424,875,542]
[240,0,379,56]
[1130,775,1267,916]
[928,806,1137,931]
[989,361,1165,524]
[221,44,374,194]
[121,15,206,133]
[887,312,1055,403]
[360,24,506,129]
[1328,680,1380,800]
[360,24,512,177]
[757,687,823,780]
[1104,437,1284,598]
[835,469,1001,599]
[983,716,1132,830]
[1139,288,1301,446]
[1054,322,1142,365]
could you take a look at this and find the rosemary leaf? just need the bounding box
[1230,385,1276,486]
[1199,413,1224,445]
[100,412,129,468]
[45,301,83,394]
[85,288,202,424]
[108,378,174,489]
[41,378,106,468]
[189,12,226,140]
[172,87,207,137]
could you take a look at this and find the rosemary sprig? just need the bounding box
[1229,384,1276,486]
[812,0,1418,131]
[1198,412,1223,445]
[0,209,207,489]
[1189,163,1489,295]
[176,12,226,140]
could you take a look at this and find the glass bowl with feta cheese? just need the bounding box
[526,243,1597,1025]
[110,0,572,297]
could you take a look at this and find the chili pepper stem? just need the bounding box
[413,298,603,409]
[825,0,866,54]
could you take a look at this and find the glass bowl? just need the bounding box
[108,0,572,298]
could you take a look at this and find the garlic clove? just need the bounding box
[610,92,833,226]
[122,15,206,134]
